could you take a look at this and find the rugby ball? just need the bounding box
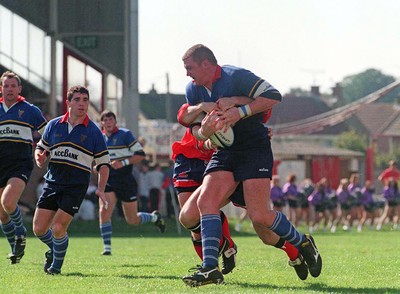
[193,112,235,148]
[209,127,234,148]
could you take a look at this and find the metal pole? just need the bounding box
[49,0,58,117]
[122,0,139,134]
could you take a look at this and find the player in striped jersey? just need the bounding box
[0,71,47,264]
[98,110,165,256]
[33,85,110,274]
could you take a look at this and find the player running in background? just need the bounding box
[179,44,322,286]
[33,85,110,275]
[0,71,47,264]
[99,110,165,256]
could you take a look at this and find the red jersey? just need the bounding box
[378,168,400,184]
[171,128,214,161]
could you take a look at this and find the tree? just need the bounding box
[339,69,399,106]
[334,130,367,153]
[375,151,400,170]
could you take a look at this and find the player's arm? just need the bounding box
[114,151,145,169]
[177,102,216,127]
[216,96,254,111]
[192,110,224,140]
[190,123,216,149]
[96,165,110,208]
[34,147,48,168]
[220,95,279,128]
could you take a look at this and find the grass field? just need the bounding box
[1,218,400,294]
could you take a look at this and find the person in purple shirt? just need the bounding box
[282,174,299,226]
[376,178,400,230]
[358,180,376,232]
[309,180,329,232]
[319,178,339,233]
[348,173,363,226]
[335,178,356,231]
[270,175,285,212]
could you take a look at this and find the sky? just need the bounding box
[138,0,400,96]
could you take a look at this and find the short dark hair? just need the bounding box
[182,44,218,65]
[100,110,116,121]
[67,85,89,101]
[1,71,22,86]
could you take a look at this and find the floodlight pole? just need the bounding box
[49,0,58,118]
[122,0,139,135]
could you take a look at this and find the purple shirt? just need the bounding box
[360,187,374,205]
[282,183,298,199]
[337,189,351,204]
[309,191,326,206]
[383,187,398,202]
[270,186,284,202]
[348,183,361,193]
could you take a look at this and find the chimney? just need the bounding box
[311,86,320,96]
[331,82,343,100]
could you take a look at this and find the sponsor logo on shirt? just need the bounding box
[0,127,20,135]
[18,109,24,118]
[259,168,269,172]
[54,149,79,160]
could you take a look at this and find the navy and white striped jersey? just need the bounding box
[37,112,110,186]
[0,96,47,163]
[104,127,145,177]
[185,65,282,150]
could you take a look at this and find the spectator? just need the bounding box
[376,178,400,230]
[378,160,400,185]
[282,173,299,225]
[336,178,355,231]
[138,162,150,212]
[298,178,314,231]
[358,180,376,232]
[319,178,339,233]
[147,162,165,212]
[309,180,329,232]
[270,175,286,212]
[349,173,363,224]
[163,160,176,218]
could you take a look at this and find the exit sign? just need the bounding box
[75,36,98,49]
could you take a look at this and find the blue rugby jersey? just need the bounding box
[104,127,145,178]
[36,112,110,186]
[0,96,47,163]
[185,65,282,150]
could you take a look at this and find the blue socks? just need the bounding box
[268,211,305,247]
[9,206,26,237]
[201,214,221,269]
[38,229,54,250]
[100,222,112,253]
[50,234,69,273]
[1,220,16,252]
[138,212,157,224]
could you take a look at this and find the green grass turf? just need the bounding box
[1,218,400,293]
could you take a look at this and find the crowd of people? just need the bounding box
[256,167,400,234]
